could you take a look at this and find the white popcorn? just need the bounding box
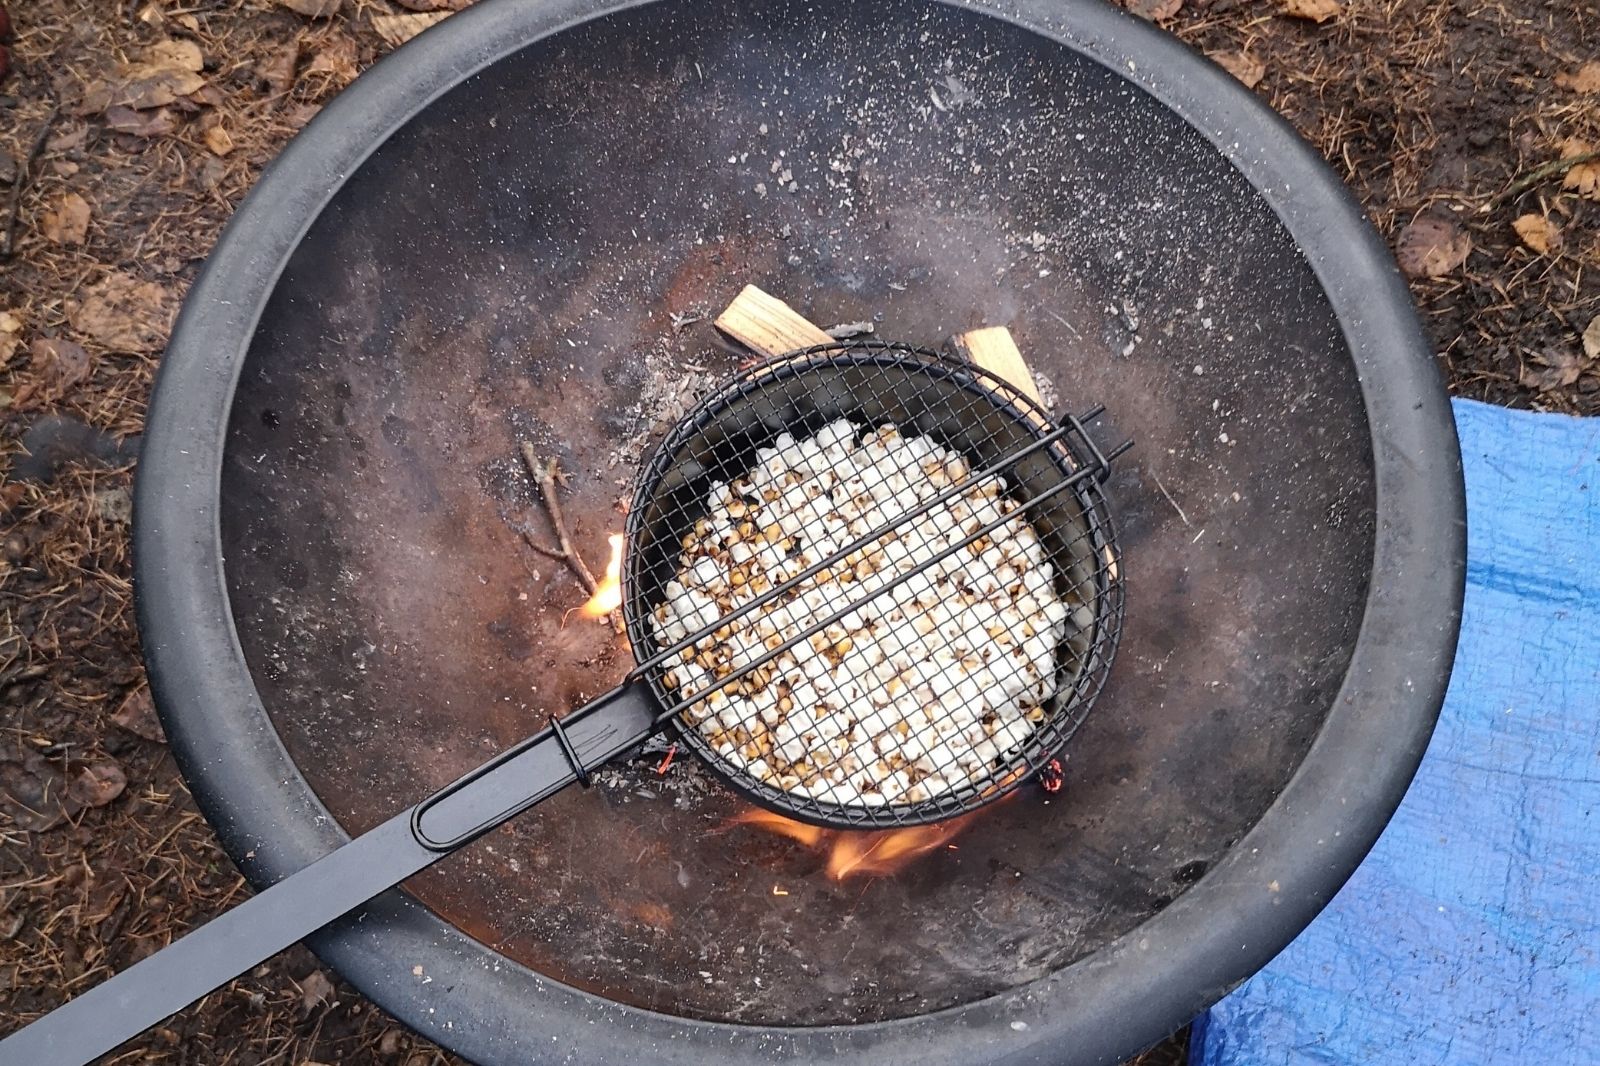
[654,418,1080,811]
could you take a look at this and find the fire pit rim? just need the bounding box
[133,0,1465,1063]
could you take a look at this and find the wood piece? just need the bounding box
[951,326,1043,405]
[714,284,835,357]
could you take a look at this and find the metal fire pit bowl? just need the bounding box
[134,0,1465,1064]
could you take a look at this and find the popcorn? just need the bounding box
[656,418,1083,810]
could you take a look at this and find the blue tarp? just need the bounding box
[1192,398,1600,1066]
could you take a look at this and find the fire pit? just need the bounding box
[133,0,1464,1063]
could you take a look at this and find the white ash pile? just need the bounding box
[650,418,1089,810]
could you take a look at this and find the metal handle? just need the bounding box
[0,684,659,1065]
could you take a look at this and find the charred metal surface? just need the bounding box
[220,0,1374,1025]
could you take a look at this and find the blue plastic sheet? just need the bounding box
[1191,398,1600,1066]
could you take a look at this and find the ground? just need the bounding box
[0,0,1594,1064]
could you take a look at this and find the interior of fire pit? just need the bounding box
[216,0,1374,1026]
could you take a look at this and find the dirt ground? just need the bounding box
[0,0,1595,1064]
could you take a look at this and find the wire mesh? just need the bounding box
[623,342,1124,829]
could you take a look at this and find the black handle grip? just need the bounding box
[0,683,659,1065]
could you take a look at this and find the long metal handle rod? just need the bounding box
[630,415,1090,679]
[0,686,658,1066]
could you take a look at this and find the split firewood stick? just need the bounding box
[713,287,1044,417]
[950,326,1043,406]
[713,284,836,357]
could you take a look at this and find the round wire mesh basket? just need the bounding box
[623,341,1124,828]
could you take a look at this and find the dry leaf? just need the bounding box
[1523,348,1587,393]
[1396,217,1471,279]
[257,40,301,94]
[105,105,178,138]
[372,11,450,46]
[41,193,92,245]
[278,0,343,17]
[111,689,166,743]
[0,755,78,832]
[109,63,205,110]
[1125,0,1182,20]
[67,761,127,809]
[1210,49,1266,88]
[1584,315,1600,362]
[30,338,92,397]
[71,272,173,352]
[1560,138,1600,200]
[1511,213,1562,255]
[205,125,235,156]
[1279,0,1341,23]
[1554,62,1600,94]
[299,971,336,1014]
[304,35,359,83]
[143,38,203,72]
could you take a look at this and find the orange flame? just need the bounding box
[728,807,978,881]
[580,534,624,618]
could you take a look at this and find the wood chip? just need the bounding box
[1511,213,1561,255]
[1584,316,1600,362]
[1278,0,1341,22]
[372,11,450,47]
[1396,216,1471,279]
[714,284,835,357]
[950,327,1043,406]
[41,193,91,245]
[1554,62,1600,94]
[1210,49,1266,88]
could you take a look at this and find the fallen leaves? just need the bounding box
[257,39,301,95]
[1124,0,1182,21]
[0,310,21,363]
[278,0,343,17]
[1210,49,1266,88]
[0,754,72,832]
[1554,62,1600,94]
[1559,137,1600,200]
[372,11,450,47]
[82,38,208,112]
[104,105,178,138]
[40,193,91,245]
[298,970,336,1014]
[1279,0,1341,23]
[67,761,127,809]
[1396,216,1471,279]
[30,337,92,399]
[303,34,359,85]
[111,689,166,743]
[70,272,173,352]
[204,125,235,156]
[1511,213,1561,255]
[1523,348,1588,393]
[1585,316,1600,362]
[0,754,126,830]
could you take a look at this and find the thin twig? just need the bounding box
[1151,473,1190,527]
[1488,150,1600,209]
[519,443,598,594]
[517,530,567,562]
[2,101,62,260]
